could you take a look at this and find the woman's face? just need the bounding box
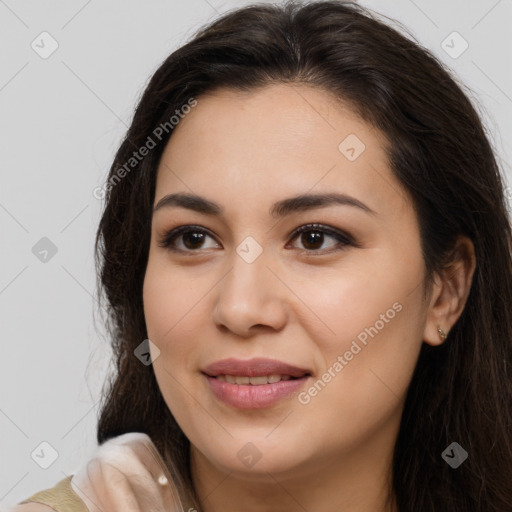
[143,83,429,479]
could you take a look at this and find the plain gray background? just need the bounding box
[1,0,511,508]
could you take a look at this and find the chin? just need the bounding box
[193,434,312,478]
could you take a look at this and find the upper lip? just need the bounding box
[202,358,311,378]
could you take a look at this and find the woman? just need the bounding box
[13,0,512,511]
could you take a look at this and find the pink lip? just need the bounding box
[204,375,310,409]
[202,357,311,378]
[202,358,311,409]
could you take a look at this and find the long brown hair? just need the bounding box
[94,1,512,510]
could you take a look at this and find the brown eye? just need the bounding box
[299,230,325,250]
[158,226,219,252]
[158,223,355,255]
[288,224,353,253]
[181,231,206,250]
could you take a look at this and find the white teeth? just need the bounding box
[215,374,296,385]
[249,376,268,385]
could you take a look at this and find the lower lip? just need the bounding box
[204,374,309,409]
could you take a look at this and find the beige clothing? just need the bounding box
[18,475,88,512]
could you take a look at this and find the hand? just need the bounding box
[70,432,184,512]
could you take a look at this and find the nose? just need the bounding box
[212,249,288,337]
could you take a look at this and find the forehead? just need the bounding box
[154,83,411,221]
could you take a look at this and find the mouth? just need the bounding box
[208,374,304,385]
[201,358,312,409]
[202,357,312,379]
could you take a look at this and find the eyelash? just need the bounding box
[157,223,356,255]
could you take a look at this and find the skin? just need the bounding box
[142,83,476,512]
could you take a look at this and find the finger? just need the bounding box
[97,462,143,512]
[72,458,142,512]
[105,460,171,512]
[76,443,176,512]
[71,459,110,512]
[115,450,181,512]
[72,434,184,512]
[108,434,184,511]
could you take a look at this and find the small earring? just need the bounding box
[157,474,168,486]
[437,325,447,341]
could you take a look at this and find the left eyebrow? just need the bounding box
[270,192,377,217]
[152,192,377,217]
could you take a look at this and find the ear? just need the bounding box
[423,235,476,346]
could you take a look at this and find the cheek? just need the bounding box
[143,254,203,343]
[295,257,426,439]
[295,249,423,354]
[143,264,199,367]
[142,259,210,408]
